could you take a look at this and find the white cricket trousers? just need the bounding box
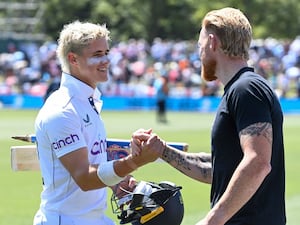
[33,209,115,225]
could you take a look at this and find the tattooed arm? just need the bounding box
[131,129,212,184]
[162,146,212,184]
[199,122,273,225]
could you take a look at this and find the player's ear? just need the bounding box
[68,52,78,65]
[208,33,218,51]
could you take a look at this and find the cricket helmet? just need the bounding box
[111,181,184,225]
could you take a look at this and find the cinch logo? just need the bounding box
[91,139,107,155]
[52,134,80,150]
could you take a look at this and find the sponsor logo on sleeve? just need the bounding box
[52,134,80,150]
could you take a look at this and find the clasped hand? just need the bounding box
[130,128,165,161]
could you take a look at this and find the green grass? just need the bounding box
[0,109,299,225]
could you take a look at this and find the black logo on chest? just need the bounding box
[83,114,90,123]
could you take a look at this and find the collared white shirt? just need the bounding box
[35,73,109,221]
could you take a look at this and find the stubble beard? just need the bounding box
[201,58,218,82]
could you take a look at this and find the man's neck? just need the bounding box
[216,58,248,86]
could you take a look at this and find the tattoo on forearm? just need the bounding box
[239,122,272,144]
[162,149,190,169]
[162,148,211,180]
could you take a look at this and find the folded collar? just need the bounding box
[60,72,102,101]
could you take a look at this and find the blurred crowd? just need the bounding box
[0,36,300,99]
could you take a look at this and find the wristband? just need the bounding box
[97,160,124,186]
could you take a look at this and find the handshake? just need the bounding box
[130,128,167,164]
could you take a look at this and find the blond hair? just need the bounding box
[56,20,110,73]
[202,7,252,60]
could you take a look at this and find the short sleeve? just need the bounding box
[45,108,87,158]
[227,76,273,133]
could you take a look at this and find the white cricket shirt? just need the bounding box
[35,72,109,220]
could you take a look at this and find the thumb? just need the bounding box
[128,176,137,188]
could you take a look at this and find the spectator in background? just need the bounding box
[43,53,62,101]
[154,75,169,123]
[1,34,300,98]
[43,72,61,101]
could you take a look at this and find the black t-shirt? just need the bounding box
[211,67,286,225]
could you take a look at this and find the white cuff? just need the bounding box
[97,160,124,186]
